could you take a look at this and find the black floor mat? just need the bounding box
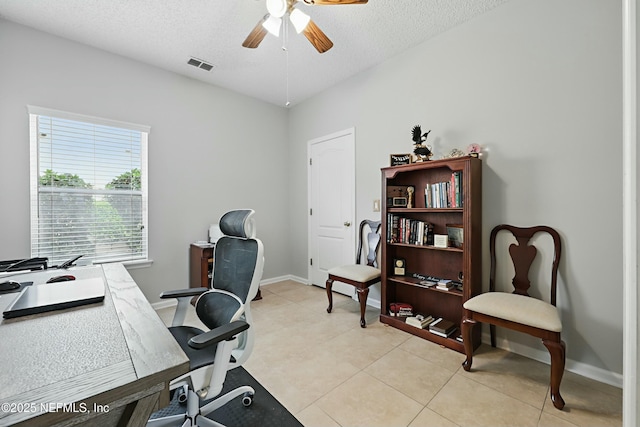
[150,367,303,427]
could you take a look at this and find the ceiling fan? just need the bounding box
[242,0,368,54]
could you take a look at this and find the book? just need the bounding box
[389,302,413,317]
[449,280,463,292]
[418,280,437,288]
[391,310,413,317]
[406,315,434,329]
[429,318,457,336]
[424,184,431,208]
[430,329,457,338]
[454,171,462,207]
[436,280,454,291]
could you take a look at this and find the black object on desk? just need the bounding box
[3,278,105,319]
[46,274,76,283]
[0,257,48,272]
[0,280,20,292]
[0,281,33,294]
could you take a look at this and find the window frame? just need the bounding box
[28,105,150,267]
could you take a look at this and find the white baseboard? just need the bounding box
[487,332,623,389]
[152,298,177,310]
[367,297,381,309]
[260,274,307,286]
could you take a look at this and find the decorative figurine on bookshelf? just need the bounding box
[443,148,466,159]
[406,186,415,208]
[411,125,433,162]
[467,143,481,158]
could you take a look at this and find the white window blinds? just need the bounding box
[28,106,149,265]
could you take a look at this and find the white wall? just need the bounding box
[288,0,623,382]
[623,0,639,423]
[0,19,290,303]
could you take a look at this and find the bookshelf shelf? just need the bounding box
[388,242,464,253]
[388,208,463,214]
[380,314,465,351]
[387,276,464,296]
[380,157,482,353]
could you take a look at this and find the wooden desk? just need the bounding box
[0,263,189,427]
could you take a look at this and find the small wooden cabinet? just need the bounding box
[189,243,262,300]
[189,244,214,289]
[380,156,482,353]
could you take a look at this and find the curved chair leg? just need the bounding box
[490,324,497,347]
[326,278,334,314]
[356,287,369,328]
[543,338,566,410]
[461,317,476,371]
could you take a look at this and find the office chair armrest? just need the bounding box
[160,287,209,299]
[188,320,250,350]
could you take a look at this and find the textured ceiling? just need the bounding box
[0,0,509,107]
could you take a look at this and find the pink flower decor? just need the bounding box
[467,143,481,154]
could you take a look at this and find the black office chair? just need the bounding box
[148,209,264,427]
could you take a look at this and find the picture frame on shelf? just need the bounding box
[434,234,449,248]
[393,258,406,275]
[390,154,411,166]
[446,224,464,249]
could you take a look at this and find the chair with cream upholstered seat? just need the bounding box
[461,224,566,410]
[325,219,381,328]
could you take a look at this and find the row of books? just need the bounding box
[386,214,434,245]
[425,171,462,208]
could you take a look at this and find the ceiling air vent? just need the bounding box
[187,57,214,72]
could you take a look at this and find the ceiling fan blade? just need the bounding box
[242,16,269,49]
[302,19,333,53]
[304,0,368,4]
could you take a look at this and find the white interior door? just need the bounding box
[308,128,355,296]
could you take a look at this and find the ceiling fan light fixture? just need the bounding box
[289,8,311,34]
[262,15,282,36]
[266,0,287,18]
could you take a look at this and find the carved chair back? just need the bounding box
[489,224,561,305]
[356,220,382,268]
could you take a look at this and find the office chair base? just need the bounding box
[147,386,255,427]
[200,385,254,417]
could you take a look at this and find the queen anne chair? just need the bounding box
[148,209,264,427]
[326,219,382,328]
[461,224,566,409]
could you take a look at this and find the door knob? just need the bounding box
[344,221,351,227]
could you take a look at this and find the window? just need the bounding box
[28,106,149,266]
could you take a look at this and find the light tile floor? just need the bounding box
[157,280,622,427]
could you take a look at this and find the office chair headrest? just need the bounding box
[219,209,256,238]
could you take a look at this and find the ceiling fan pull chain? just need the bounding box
[284,19,291,107]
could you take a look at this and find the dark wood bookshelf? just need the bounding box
[380,157,482,353]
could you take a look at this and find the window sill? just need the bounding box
[84,259,153,270]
